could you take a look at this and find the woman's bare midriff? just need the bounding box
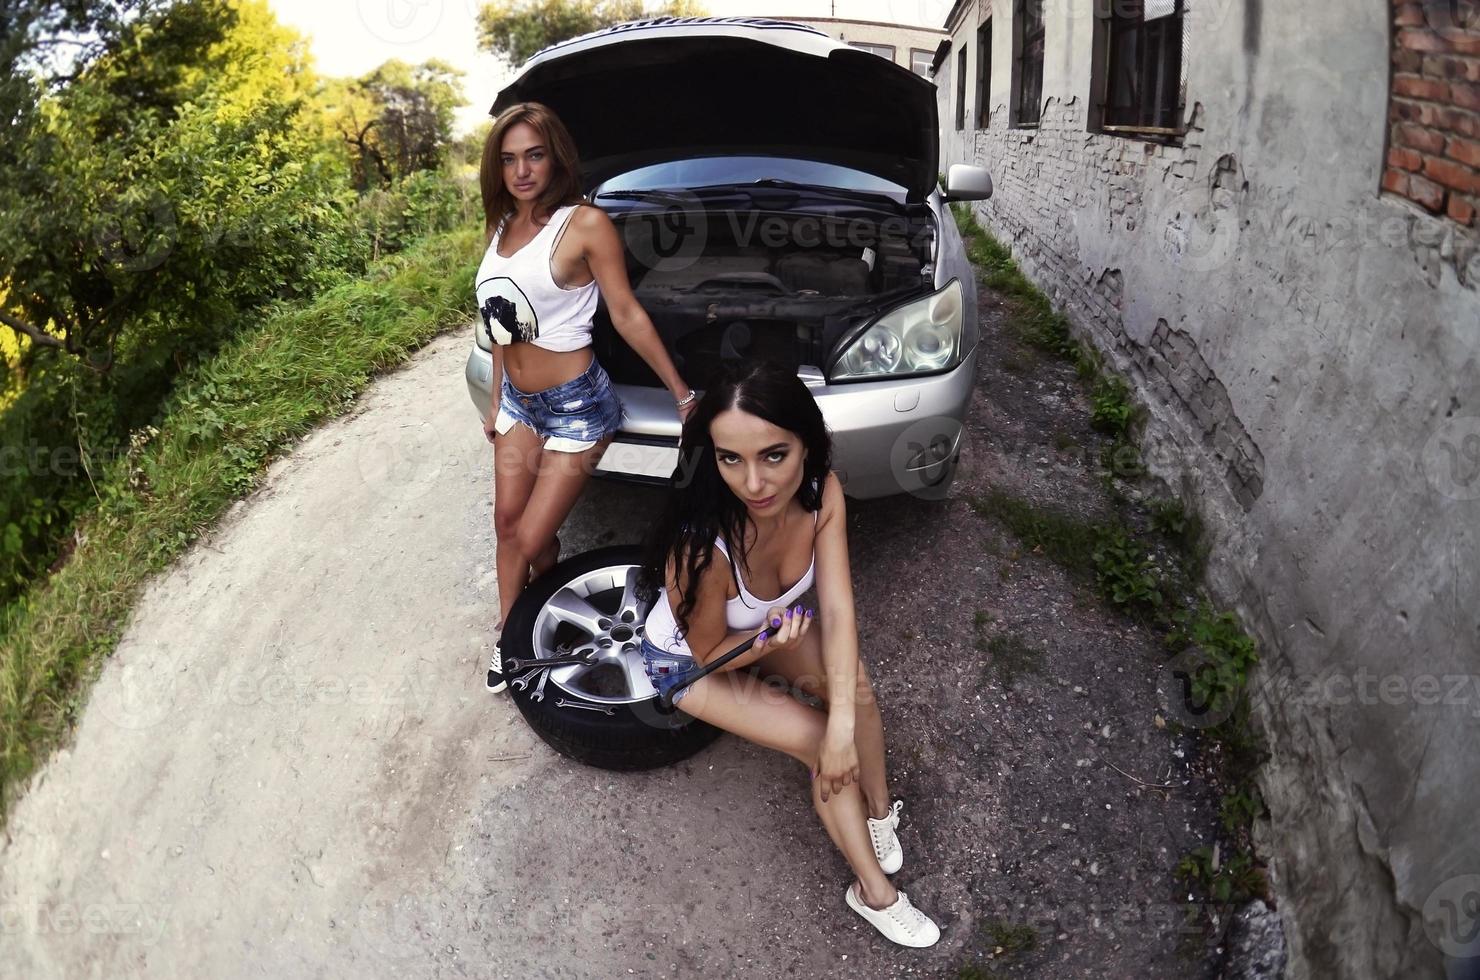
[502,343,594,392]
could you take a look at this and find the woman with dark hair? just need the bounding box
[639,360,941,948]
[477,101,695,693]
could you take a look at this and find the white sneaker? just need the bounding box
[845,882,941,948]
[867,800,904,874]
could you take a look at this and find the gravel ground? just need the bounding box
[0,276,1230,979]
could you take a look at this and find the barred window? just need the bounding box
[956,45,968,131]
[1098,0,1187,135]
[975,20,992,128]
[1012,0,1044,127]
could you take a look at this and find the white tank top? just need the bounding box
[644,509,819,657]
[474,204,598,353]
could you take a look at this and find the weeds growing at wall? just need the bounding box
[952,201,1271,914]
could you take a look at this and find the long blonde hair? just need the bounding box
[479,102,588,242]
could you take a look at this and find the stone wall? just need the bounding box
[935,0,1480,976]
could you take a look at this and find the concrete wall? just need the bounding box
[935,1,1480,977]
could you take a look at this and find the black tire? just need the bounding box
[500,545,723,771]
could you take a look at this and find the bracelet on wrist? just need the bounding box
[675,389,697,408]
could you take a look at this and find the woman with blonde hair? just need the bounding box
[477,102,695,692]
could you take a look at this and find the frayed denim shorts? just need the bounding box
[640,637,703,707]
[495,356,624,453]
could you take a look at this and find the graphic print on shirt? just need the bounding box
[476,276,539,346]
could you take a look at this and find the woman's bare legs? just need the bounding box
[755,627,892,820]
[492,426,610,625]
[493,423,543,626]
[678,670,899,910]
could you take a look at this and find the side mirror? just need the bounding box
[944,164,993,201]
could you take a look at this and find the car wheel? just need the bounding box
[500,545,723,770]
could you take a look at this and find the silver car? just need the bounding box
[466,16,993,498]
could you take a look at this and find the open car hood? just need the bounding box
[490,17,940,203]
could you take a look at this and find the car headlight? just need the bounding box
[828,279,964,381]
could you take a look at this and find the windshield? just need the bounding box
[595,156,908,202]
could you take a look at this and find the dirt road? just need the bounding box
[0,318,1226,978]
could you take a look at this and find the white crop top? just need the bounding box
[474,204,598,353]
[644,509,820,658]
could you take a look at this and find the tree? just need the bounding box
[476,0,707,69]
[0,0,353,371]
[320,59,466,192]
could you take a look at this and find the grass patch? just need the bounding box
[1175,844,1268,905]
[973,612,1044,688]
[981,634,1046,689]
[1050,429,1078,452]
[1219,786,1263,835]
[1165,604,1260,723]
[982,919,1039,955]
[0,226,481,822]
[1148,496,1208,575]
[968,488,1175,621]
[1090,374,1138,437]
[953,919,1039,979]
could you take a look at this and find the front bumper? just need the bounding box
[464,345,976,499]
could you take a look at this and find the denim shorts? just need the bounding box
[640,637,704,707]
[495,357,624,453]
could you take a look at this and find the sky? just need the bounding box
[268,0,952,134]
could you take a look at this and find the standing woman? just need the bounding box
[639,360,942,947]
[477,102,695,693]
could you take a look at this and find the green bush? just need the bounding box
[0,226,481,819]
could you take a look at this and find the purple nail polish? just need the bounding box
[758,630,768,642]
[772,617,781,627]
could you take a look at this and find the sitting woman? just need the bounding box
[639,359,941,948]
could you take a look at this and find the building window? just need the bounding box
[910,48,934,77]
[1012,0,1045,127]
[1096,0,1187,135]
[975,20,992,128]
[848,41,896,62]
[956,45,968,131]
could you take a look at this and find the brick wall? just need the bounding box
[1385,1,1480,226]
[963,97,1267,512]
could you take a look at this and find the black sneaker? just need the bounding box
[486,640,507,694]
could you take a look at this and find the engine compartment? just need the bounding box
[594,207,936,386]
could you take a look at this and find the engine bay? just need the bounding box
[595,207,936,386]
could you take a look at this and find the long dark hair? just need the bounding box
[641,360,833,641]
[479,101,588,243]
